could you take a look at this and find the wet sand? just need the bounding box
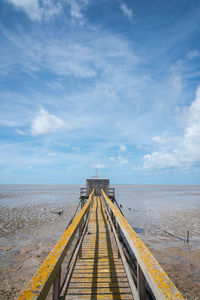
[0,185,200,299]
[119,185,200,300]
[0,186,79,299]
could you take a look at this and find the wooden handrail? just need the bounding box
[101,189,184,300]
[18,190,94,300]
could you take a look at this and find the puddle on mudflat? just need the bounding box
[133,227,145,233]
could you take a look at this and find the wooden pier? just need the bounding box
[66,196,133,299]
[18,181,184,300]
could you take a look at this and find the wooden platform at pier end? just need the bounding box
[65,196,133,299]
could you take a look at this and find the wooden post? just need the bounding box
[137,263,146,300]
[187,230,190,243]
[110,211,113,232]
[53,267,61,300]
[117,223,120,258]
[79,219,83,258]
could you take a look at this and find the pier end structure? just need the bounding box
[86,178,109,196]
[80,177,115,205]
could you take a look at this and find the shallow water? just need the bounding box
[0,185,200,299]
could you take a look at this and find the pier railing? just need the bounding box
[18,190,94,300]
[101,189,184,300]
[18,187,184,300]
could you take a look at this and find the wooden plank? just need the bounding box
[66,287,131,294]
[74,265,124,270]
[65,196,134,300]
[75,263,123,267]
[72,270,126,275]
[68,282,130,288]
[65,294,133,299]
[70,278,128,283]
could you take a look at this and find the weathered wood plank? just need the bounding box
[70,277,128,283]
[65,294,133,299]
[68,282,130,288]
[66,287,131,294]
[65,196,133,299]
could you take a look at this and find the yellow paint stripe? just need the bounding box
[102,189,184,300]
[18,190,94,300]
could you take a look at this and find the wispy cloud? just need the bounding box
[6,0,62,21]
[119,144,127,151]
[120,3,133,20]
[6,0,90,23]
[0,61,19,69]
[16,129,25,135]
[186,50,200,59]
[30,107,69,136]
[117,156,128,166]
[91,163,107,169]
[66,0,90,25]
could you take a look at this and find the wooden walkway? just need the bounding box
[18,189,184,300]
[65,196,134,299]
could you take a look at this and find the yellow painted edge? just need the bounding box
[102,189,185,300]
[18,190,94,300]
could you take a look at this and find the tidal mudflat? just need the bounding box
[116,185,200,300]
[0,185,79,299]
[0,185,200,299]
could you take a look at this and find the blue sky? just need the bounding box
[0,0,200,184]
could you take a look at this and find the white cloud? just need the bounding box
[182,86,200,163]
[115,122,121,128]
[172,74,182,93]
[54,142,70,148]
[72,146,80,151]
[66,0,90,24]
[108,155,128,166]
[2,23,141,81]
[48,152,57,157]
[152,132,174,145]
[143,152,180,170]
[186,50,200,59]
[16,129,25,135]
[117,156,128,166]
[152,135,166,144]
[143,86,200,169]
[120,3,133,20]
[92,163,107,169]
[6,0,62,21]
[30,107,68,136]
[119,144,127,151]
[108,156,116,161]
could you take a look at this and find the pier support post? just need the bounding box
[137,263,146,300]
[117,223,121,258]
[53,267,61,300]
[78,219,83,258]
